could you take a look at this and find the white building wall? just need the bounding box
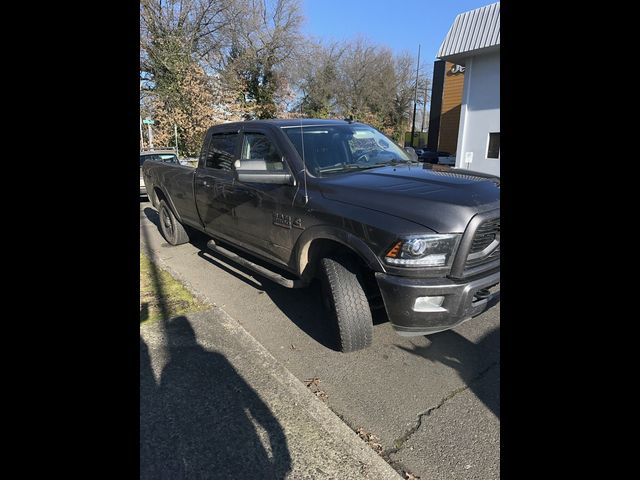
[455,51,500,176]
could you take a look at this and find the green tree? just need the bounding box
[223,0,304,118]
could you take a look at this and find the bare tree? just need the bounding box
[140,0,252,153]
[139,0,425,146]
[387,53,420,141]
[140,0,237,76]
[295,38,422,142]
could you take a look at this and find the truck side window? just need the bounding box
[241,133,284,171]
[205,133,238,170]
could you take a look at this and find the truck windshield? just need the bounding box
[282,124,413,177]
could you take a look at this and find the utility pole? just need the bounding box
[410,44,421,148]
[174,124,179,155]
[148,123,154,149]
[140,79,146,150]
[421,83,428,133]
[140,116,145,150]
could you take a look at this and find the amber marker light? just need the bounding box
[386,241,402,258]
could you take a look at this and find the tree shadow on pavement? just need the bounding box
[143,206,340,351]
[140,206,291,479]
[396,327,500,419]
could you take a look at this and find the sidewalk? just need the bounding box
[140,306,402,479]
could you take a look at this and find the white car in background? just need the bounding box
[140,149,179,196]
[179,157,199,167]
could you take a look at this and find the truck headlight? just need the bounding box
[384,234,461,267]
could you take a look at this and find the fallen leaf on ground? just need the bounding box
[356,427,383,454]
[315,390,328,401]
[304,377,328,401]
[304,377,320,388]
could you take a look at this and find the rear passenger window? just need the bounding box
[205,133,238,170]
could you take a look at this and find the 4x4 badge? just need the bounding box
[272,212,304,229]
[272,212,291,228]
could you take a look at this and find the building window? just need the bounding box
[487,132,500,159]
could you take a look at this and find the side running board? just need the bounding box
[206,239,307,289]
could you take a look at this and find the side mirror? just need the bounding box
[234,159,295,185]
[404,147,418,161]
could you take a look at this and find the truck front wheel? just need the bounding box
[319,256,374,352]
[158,200,190,246]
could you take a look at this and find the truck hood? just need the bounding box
[318,165,500,233]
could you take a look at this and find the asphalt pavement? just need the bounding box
[140,198,500,479]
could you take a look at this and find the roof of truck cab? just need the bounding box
[212,119,362,130]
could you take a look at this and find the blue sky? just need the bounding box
[301,0,493,69]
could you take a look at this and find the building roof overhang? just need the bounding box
[437,2,500,65]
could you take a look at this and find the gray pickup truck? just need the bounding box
[142,119,500,352]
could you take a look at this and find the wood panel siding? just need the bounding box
[438,62,465,154]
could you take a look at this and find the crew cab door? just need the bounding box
[194,128,240,236]
[230,127,298,264]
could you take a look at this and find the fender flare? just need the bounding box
[293,225,385,277]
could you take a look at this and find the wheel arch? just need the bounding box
[293,226,385,280]
[152,186,183,222]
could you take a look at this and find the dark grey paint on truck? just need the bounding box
[142,119,500,339]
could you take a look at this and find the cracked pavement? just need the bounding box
[385,361,500,478]
[141,199,500,479]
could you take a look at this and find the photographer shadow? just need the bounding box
[140,316,292,479]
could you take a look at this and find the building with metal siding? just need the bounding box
[437,2,500,176]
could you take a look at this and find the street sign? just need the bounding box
[143,118,155,125]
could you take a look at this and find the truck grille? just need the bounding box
[465,218,500,268]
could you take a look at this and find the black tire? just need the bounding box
[158,199,189,245]
[319,256,374,352]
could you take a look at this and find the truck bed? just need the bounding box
[143,161,200,227]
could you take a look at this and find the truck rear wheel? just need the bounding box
[158,199,189,246]
[319,256,373,352]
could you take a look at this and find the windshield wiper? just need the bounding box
[318,158,417,175]
[318,164,377,174]
[367,158,418,168]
